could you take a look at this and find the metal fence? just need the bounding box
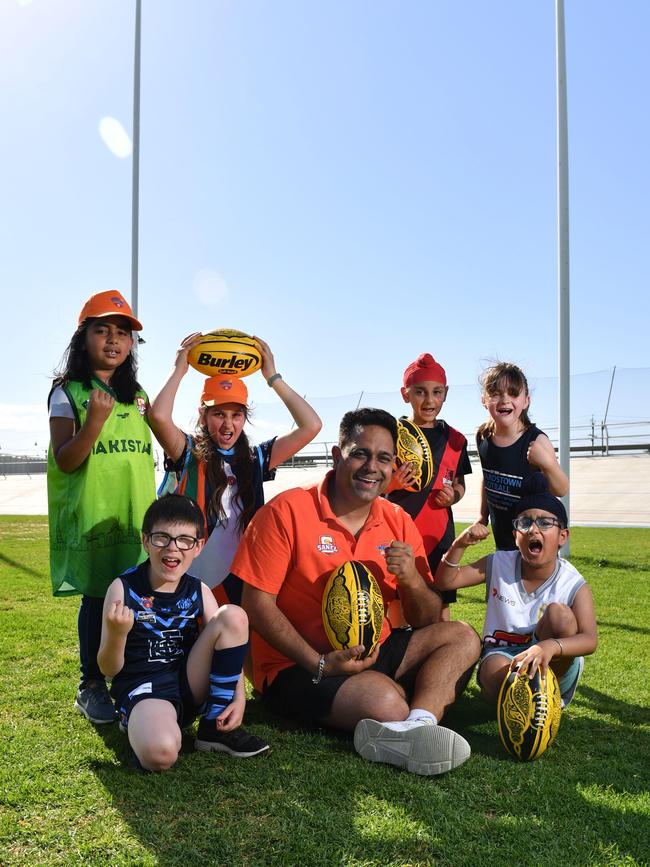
[3,422,649,477]
[0,455,48,477]
[280,419,650,468]
[247,366,650,457]
[3,366,648,474]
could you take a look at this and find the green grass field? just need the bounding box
[1,516,649,866]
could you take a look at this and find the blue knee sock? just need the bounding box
[203,643,248,720]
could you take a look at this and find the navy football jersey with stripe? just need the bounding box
[110,561,204,699]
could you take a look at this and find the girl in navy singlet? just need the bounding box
[472,362,569,550]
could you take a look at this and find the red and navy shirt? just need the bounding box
[388,419,471,571]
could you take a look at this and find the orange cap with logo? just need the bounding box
[201,376,248,408]
[78,290,143,331]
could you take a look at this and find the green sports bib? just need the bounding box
[47,379,156,597]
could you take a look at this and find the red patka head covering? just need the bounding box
[403,353,447,387]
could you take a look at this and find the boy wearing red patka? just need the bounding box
[387,353,471,621]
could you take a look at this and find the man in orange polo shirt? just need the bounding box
[232,408,480,776]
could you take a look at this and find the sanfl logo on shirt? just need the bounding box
[317,535,338,554]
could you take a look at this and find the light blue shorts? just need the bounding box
[477,638,582,697]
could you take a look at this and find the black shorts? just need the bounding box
[114,666,203,732]
[261,628,416,725]
[439,588,457,605]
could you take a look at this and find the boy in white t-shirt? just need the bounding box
[434,473,597,708]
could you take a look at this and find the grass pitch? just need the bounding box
[1,517,649,866]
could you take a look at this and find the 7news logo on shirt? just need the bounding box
[492,587,515,607]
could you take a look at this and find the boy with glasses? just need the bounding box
[434,473,597,709]
[98,494,268,770]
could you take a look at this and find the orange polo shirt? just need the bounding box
[231,471,433,692]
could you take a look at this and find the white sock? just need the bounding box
[379,710,438,732]
[407,708,438,725]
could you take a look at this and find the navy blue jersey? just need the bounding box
[110,561,205,700]
[477,425,543,550]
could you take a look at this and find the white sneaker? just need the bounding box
[353,718,471,776]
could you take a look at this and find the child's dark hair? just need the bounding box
[50,318,141,405]
[477,362,533,442]
[515,472,568,528]
[339,407,398,450]
[193,407,256,533]
[142,494,205,537]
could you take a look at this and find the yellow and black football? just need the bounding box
[497,665,562,761]
[322,561,384,658]
[396,418,434,492]
[187,329,262,378]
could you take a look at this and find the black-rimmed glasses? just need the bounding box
[145,532,199,550]
[512,516,563,533]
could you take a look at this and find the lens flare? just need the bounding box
[193,269,229,307]
[99,117,132,159]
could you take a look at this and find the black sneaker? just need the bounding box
[74,681,117,724]
[194,719,269,758]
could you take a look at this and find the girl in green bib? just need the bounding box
[48,291,156,724]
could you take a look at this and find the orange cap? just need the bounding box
[201,376,248,407]
[77,290,143,331]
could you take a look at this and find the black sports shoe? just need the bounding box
[194,719,269,758]
[74,680,117,724]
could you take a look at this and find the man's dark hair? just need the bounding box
[142,494,205,537]
[338,408,397,450]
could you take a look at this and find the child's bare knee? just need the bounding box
[140,753,177,772]
[478,656,509,703]
[137,733,181,772]
[212,603,248,643]
[543,602,576,634]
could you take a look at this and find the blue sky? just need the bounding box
[1,0,648,454]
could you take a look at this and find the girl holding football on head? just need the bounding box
[47,291,156,725]
[470,361,568,550]
[148,333,321,605]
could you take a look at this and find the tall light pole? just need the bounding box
[556,0,571,553]
[131,0,142,321]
